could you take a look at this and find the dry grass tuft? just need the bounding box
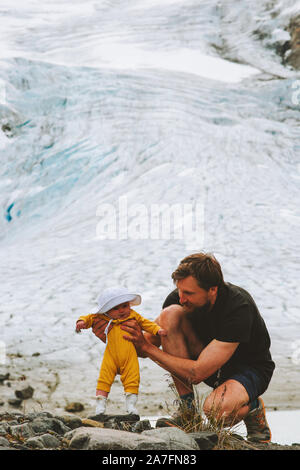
[164,381,260,450]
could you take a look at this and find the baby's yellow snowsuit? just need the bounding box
[78,309,160,394]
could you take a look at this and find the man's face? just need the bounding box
[176,276,217,313]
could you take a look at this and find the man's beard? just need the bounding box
[183,300,212,318]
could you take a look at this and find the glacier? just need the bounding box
[0,0,300,431]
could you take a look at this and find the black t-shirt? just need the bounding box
[162,282,275,388]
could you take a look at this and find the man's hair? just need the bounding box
[171,253,224,291]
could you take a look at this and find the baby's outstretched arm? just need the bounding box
[75,320,87,333]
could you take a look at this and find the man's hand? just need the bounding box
[92,317,113,343]
[120,319,152,357]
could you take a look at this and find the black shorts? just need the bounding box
[204,365,268,403]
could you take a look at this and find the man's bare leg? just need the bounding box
[203,379,250,426]
[154,304,205,396]
[144,306,251,425]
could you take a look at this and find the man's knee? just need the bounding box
[157,304,185,331]
[203,380,249,423]
[203,392,228,420]
[140,306,184,356]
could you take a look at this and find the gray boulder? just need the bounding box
[189,431,218,450]
[15,386,34,400]
[54,414,82,430]
[10,423,35,439]
[27,433,61,449]
[26,436,44,449]
[142,427,199,450]
[0,423,10,436]
[30,417,71,435]
[65,427,168,450]
[27,411,53,420]
[131,420,152,433]
[0,436,10,447]
[8,398,22,408]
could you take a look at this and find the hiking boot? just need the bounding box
[156,405,196,429]
[244,397,271,443]
[156,411,184,428]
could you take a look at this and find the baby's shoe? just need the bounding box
[125,393,138,415]
[95,395,107,415]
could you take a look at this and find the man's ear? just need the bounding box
[208,286,218,295]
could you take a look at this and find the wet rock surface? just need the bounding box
[0,411,299,450]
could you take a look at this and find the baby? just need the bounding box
[76,286,166,415]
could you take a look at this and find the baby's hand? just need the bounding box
[76,320,87,333]
[157,328,167,337]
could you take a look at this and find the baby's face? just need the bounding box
[107,301,131,319]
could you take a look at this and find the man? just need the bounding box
[92,253,275,443]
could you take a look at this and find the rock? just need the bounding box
[103,419,121,430]
[15,386,34,400]
[86,413,140,431]
[0,423,10,436]
[131,420,152,433]
[189,431,218,450]
[26,436,44,449]
[7,420,19,426]
[110,413,140,424]
[0,436,10,447]
[88,412,140,424]
[40,433,61,448]
[0,411,24,421]
[54,414,82,429]
[142,427,199,450]
[101,414,140,431]
[6,411,25,419]
[0,373,10,384]
[65,427,168,450]
[103,419,130,431]
[81,418,104,428]
[27,433,61,449]
[27,411,53,420]
[8,398,22,408]
[30,418,52,434]
[10,423,35,439]
[65,402,84,413]
[30,417,71,435]
[87,413,106,423]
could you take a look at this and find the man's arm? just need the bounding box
[121,320,239,384]
[92,316,113,343]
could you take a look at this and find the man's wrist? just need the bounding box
[141,341,154,356]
